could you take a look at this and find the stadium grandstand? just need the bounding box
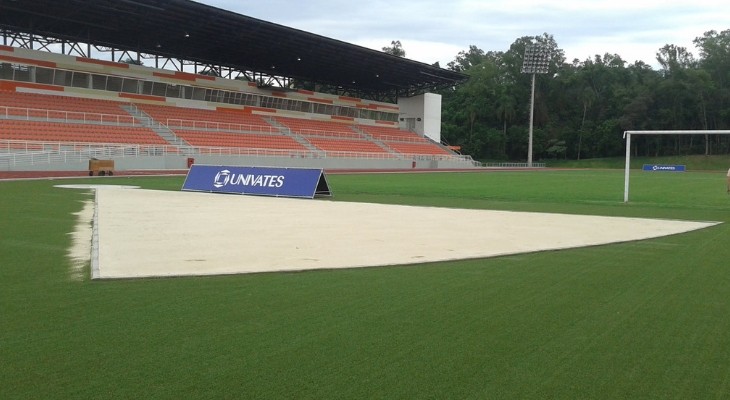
[0,0,476,172]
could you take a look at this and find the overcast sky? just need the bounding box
[199,1,728,69]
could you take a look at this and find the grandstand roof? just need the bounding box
[0,0,467,98]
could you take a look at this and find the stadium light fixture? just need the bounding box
[521,44,550,167]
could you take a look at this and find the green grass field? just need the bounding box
[2,170,730,399]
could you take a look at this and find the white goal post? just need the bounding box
[623,130,730,203]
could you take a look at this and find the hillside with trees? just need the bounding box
[436,30,730,162]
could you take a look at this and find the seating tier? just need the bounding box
[138,104,275,133]
[305,137,387,154]
[173,130,307,151]
[0,91,457,159]
[358,125,426,142]
[274,117,361,138]
[0,91,129,116]
[385,141,451,155]
[0,120,167,145]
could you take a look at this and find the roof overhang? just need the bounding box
[0,0,467,98]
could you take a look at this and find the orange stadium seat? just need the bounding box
[274,117,362,138]
[0,90,456,161]
[357,124,428,142]
[0,91,130,117]
[172,129,307,151]
[136,104,275,133]
[305,136,388,154]
[0,119,166,145]
[355,125,453,155]
[385,141,451,156]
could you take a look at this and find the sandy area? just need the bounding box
[65,187,719,279]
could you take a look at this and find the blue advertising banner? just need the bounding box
[642,164,686,172]
[182,165,332,198]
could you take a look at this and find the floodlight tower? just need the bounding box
[521,44,550,167]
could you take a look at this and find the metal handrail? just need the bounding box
[0,139,478,167]
[0,105,138,126]
[165,118,279,134]
[482,162,545,168]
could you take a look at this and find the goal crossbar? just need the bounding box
[623,130,730,203]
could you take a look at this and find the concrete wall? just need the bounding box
[2,154,477,172]
[397,93,442,143]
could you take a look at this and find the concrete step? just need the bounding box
[119,103,192,150]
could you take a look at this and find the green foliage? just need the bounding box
[441,30,730,162]
[2,172,730,399]
[545,138,567,159]
[121,57,143,66]
[381,40,406,57]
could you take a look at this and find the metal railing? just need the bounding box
[366,134,430,143]
[165,118,280,134]
[482,162,546,168]
[0,139,479,168]
[164,117,436,145]
[295,128,363,139]
[0,106,139,126]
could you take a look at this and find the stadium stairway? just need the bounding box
[351,127,402,157]
[120,104,193,154]
[264,117,323,155]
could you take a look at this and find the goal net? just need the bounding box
[623,130,730,203]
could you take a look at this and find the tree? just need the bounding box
[121,57,143,65]
[382,40,405,57]
[447,45,492,72]
[656,44,697,74]
[439,31,730,161]
[694,30,730,132]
